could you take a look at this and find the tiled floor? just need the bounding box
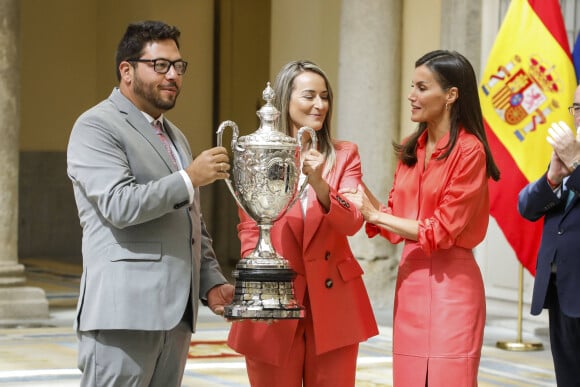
[0,259,556,386]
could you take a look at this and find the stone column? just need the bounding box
[336,0,403,312]
[440,0,482,75]
[0,0,48,322]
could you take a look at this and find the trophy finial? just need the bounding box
[262,82,275,104]
[256,81,280,131]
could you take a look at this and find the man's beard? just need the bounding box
[133,75,179,111]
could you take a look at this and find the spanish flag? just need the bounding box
[480,0,576,275]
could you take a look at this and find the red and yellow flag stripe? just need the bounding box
[480,0,576,275]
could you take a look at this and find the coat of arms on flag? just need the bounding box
[482,54,563,142]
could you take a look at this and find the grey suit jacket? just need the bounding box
[67,88,227,332]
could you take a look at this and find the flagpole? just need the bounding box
[496,263,544,351]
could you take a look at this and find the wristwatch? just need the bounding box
[569,160,580,173]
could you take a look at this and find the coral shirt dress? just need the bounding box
[368,128,488,387]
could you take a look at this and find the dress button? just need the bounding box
[325,279,333,288]
[324,251,331,260]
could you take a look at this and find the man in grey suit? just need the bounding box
[67,20,234,386]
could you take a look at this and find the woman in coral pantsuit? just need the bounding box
[227,60,378,387]
[342,50,501,387]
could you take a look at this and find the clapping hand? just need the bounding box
[547,121,580,173]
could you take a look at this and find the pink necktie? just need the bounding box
[152,120,178,168]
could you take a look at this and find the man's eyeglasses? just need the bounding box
[568,105,580,117]
[127,58,188,75]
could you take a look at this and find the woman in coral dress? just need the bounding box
[342,50,501,386]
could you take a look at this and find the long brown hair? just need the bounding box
[395,50,500,181]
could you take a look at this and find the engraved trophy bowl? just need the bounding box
[216,82,316,319]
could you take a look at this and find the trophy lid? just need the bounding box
[238,82,297,148]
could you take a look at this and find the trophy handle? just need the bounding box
[296,125,318,152]
[286,126,317,210]
[216,120,246,211]
[217,119,240,149]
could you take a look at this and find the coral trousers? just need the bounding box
[244,299,359,387]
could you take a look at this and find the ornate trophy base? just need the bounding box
[224,260,305,320]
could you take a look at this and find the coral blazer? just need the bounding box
[227,141,378,366]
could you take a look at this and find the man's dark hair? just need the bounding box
[115,20,181,81]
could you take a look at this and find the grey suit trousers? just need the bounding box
[77,319,192,387]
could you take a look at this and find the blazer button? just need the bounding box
[191,238,195,245]
[325,278,333,288]
[324,251,330,260]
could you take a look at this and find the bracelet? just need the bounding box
[546,175,561,189]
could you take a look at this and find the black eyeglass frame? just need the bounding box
[127,58,188,75]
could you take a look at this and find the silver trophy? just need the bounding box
[216,82,316,319]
